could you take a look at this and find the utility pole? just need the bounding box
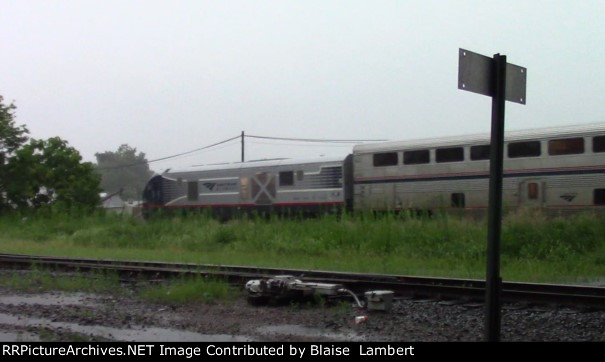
[241,131,245,162]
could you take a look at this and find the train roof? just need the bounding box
[165,155,348,175]
[353,122,605,154]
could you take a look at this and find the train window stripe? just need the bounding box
[353,166,605,185]
[354,164,605,181]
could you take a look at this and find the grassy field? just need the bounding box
[0,209,604,283]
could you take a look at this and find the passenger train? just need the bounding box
[142,123,605,218]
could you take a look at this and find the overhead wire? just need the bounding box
[247,140,354,148]
[96,133,388,170]
[245,134,387,143]
[150,138,240,164]
[96,135,240,170]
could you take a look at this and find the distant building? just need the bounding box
[99,190,142,217]
[100,190,125,214]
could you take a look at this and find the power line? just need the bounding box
[96,133,387,171]
[96,135,240,170]
[245,134,387,143]
[248,140,353,148]
[147,135,240,163]
[148,139,241,163]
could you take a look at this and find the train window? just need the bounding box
[403,150,430,165]
[548,137,584,155]
[593,136,605,153]
[470,145,490,160]
[373,152,398,167]
[279,171,294,186]
[296,170,304,181]
[595,189,605,205]
[508,141,541,158]
[527,183,539,200]
[436,147,464,163]
[451,193,465,208]
[187,181,198,201]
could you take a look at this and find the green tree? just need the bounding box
[6,137,101,211]
[95,144,153,201]
[0,96,28,155]
[0,96,29,211]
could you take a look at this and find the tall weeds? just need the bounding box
[1,209,604,282]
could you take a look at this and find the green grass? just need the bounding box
[1,209,604,283]
[0,267,121,294]
[139,277,241,304]
[0,267,240,304]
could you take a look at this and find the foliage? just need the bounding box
[95,144,153,201]
[5,137,101,211]
[0,96,29,211]
[0,95,100,213]
[0,96,29,154]
[1,211,604,283]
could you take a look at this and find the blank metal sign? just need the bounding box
[458,48,526,104]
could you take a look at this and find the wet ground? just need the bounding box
[0,285,603,341]
[0,287,371,342]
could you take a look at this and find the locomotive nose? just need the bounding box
[142,175,164,216]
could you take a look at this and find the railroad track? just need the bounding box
[0,253,604,308]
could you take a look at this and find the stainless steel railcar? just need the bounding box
[352,123,605,213]
[143,156,354,218]
[143,123,605,217]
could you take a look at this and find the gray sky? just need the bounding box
[1,0,604,172]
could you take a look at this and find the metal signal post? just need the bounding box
[485,53,506,341]
[458,49,526,341]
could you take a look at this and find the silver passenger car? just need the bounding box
[352,123,605,213]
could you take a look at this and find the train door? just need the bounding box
[251,172,276,205]
[519,179,544,207]
[354,184,368,210]
[240,177,251,204]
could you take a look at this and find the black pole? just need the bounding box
[241,131,245,162]
[485,54,506,341]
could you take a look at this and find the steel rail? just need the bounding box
[0,253,603,308]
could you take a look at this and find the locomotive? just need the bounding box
[142,123,605,217]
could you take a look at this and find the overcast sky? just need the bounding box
[1,0,604,172]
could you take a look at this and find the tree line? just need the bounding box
[1,96,152,214]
